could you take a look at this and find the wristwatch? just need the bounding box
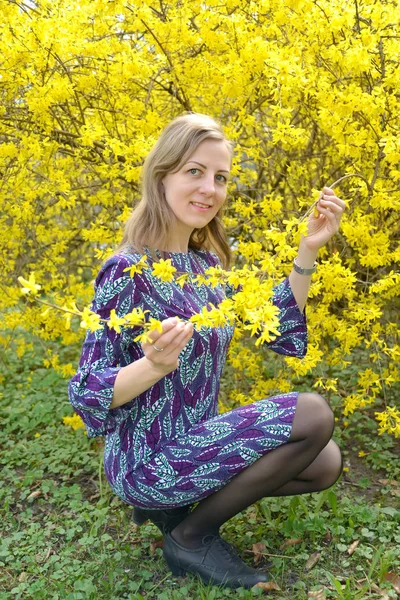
[293,257,317,275]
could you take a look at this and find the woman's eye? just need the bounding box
[188,169,227,183]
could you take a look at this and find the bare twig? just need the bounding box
[298,173,370,224]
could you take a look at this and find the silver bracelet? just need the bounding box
[293,257,317,275]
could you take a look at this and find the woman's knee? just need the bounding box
[292,392,335,443]
[331,440,343,486]
[318,440,343,490]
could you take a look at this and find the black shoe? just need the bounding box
[163,532,269,589]
[132,505,193,534]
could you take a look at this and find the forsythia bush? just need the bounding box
[1,0,399,436]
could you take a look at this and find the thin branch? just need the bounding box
[299,173,371,224]
[140,19,192,111]
[354,0,361,34]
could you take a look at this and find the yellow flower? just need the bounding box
[226,270,242,288]
[358,451,366,457]
[61,304,75,330]
[193,274,208,286]
[204,266,224,288]
[63,414,85,431]
[108,309,126,334]
[151,259,176,283]
[176,273,189,288]
[147,317,163,334]
[375,407,400,438]
[123,255,148,276]
[314,378,325,389]
[134,317,163,344]
[190,306,214,329]
[18,272,42,296]
[124,307,147,327]
[35,432,41,438]
[325,378,338,392]
[80,308,102,332]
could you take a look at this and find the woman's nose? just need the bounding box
[199,177,215,195]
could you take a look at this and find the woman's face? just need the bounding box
[162,138,231,248]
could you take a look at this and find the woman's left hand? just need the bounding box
[303,187,346,251]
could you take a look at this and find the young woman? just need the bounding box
[69,113,345,589]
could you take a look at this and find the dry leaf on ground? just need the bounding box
[307,589,326,599]
[254,581,281,592]
[252,542,267,565]
[305,552,321,571]
[378,480,400,497]
[347,540,360,555]
[279,538,302,550]
[378,479,399,487]
[149,539,164,554]
[371,582,390,599]
[35,547,52,563]
[27,490,42,500]
[383,572,400,593]
[322,531,332,544]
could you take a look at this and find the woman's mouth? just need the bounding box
[191,202,212,211]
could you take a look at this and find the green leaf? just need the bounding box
[380,507,398,516]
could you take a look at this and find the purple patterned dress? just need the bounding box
[68,248,307,508]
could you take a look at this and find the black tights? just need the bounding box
[171,392,342,548]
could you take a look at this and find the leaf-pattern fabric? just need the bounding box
[68,248,307,508]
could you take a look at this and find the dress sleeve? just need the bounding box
[263,277,308,357]
[68,254,142,437]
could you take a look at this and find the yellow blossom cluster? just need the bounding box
[1,0,399,436]
[375,407,400,438]
[62,414,86,431]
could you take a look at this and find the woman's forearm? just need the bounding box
[288,241,319,313]
[110,357,172,408]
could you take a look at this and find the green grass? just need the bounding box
[1,334,399,600]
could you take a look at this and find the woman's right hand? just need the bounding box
[141,317,194,374]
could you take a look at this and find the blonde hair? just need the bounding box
[114,113,234,269]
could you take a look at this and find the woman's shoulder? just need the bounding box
[101,250,144,269]
[191,248,221,267]
[94,248,146,289]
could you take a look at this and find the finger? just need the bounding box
[322,192,346,209]
[322,187,336,195]
[170,322,194,354]
[146,317,180,344]
[146,321,184,348]
[148,323,193,359]
[315,205,339,223]
[318,199,344,214]
[147,320,190,352]
[321,191,338,202]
